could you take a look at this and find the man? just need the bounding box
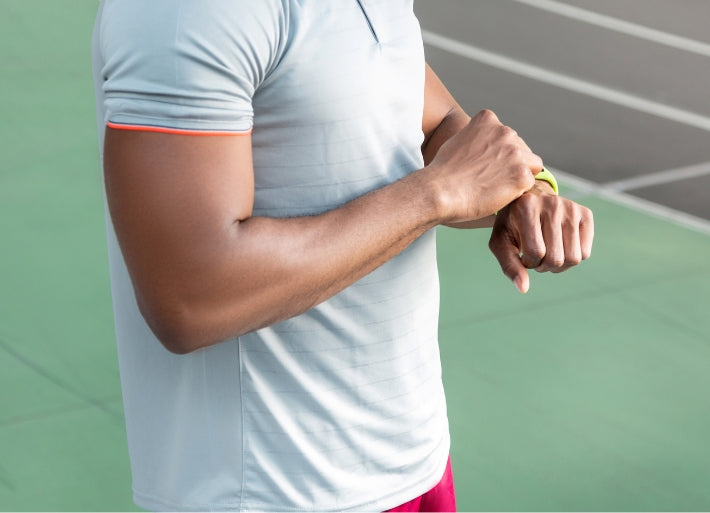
[92,0,592,511]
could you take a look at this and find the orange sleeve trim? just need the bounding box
[106,121,252,136]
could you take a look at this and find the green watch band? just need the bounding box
[535,167,559,195]
[494,166,559,215]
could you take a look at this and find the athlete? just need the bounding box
[92,0,593,511]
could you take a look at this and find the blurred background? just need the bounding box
[1,1,708,510]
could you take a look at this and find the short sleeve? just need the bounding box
[97,0,288,134]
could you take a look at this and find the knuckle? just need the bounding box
[571,203,588,218]
[503,145,524,163]
[511,162,529,180]
[516,194,536,216]
[566,251,582,267]
[522,256,542,270]
[477,109,497,122]
[498,125,518,140]
[526,245,546,261]
[545,199,563,215]
[547,254,565,268]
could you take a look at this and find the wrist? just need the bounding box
[534,167,559,194]
[407,164,452,226]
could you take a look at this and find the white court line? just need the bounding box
[603,161,710,192]
[513,0,710,58]
[420,31,710,235]
[549,167,710,237]
[421,30,710,133]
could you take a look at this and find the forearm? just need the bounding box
[422,106,496,229]
[142,169,441,353]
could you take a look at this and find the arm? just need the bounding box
[421,63,594,293]
[104,108,540,353]
[106,129,435,353]
[421,63,494,229]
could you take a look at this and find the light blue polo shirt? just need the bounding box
[92,1,450,510]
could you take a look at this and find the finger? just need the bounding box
[516,205,546,269]
[535,211,565,273]
[558,214,583,272]
[489,230,530,294]
[579,207,594,260]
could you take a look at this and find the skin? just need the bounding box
[103,63,593,354]
[421,65,593,292]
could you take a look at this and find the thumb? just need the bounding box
[511,266,530,294]
[489,231,530,294]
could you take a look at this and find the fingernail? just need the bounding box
[513,276,525,293]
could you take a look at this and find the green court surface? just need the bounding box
[2,1,709,511]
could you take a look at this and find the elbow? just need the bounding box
[135,294,212,355]
[144,308,202,355]
[153,326,199,355]
[135,289,260,354]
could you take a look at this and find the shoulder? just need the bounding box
[95,0,292,132]
[98,0,291,76]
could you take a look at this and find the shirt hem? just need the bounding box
[106,121,252,136]
[131,442,451,512]
[107,110,253,133]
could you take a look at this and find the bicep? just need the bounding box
[103,128,255,304]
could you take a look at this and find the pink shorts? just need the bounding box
[386,457,457,512]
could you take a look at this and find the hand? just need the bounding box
[425,109,543,223]
[488,181,594,293]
